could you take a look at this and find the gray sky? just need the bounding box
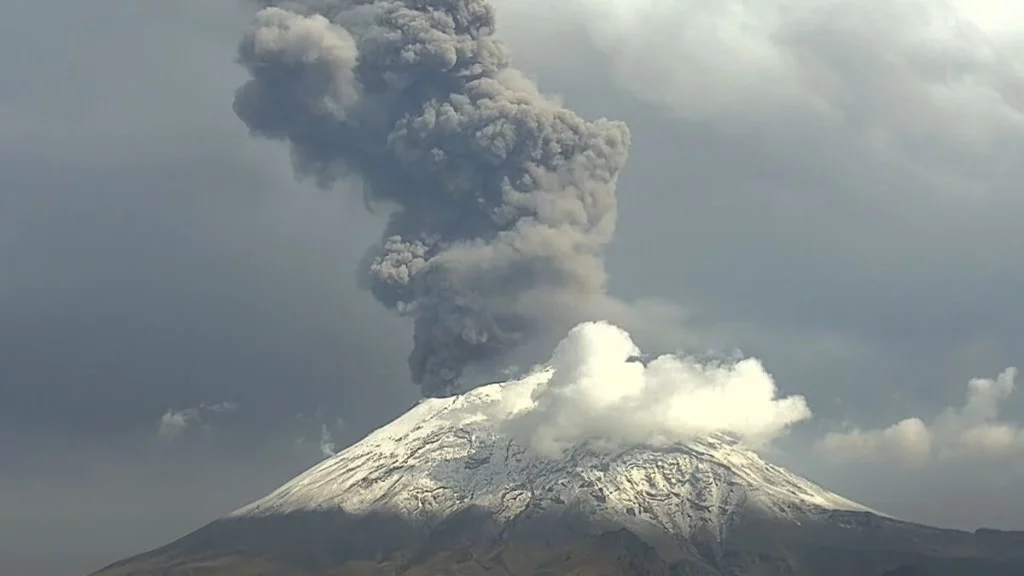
[2,1,1023,574]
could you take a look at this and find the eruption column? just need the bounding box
[234,0,630,396]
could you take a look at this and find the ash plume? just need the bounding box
[233,0,631,396]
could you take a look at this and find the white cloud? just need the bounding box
[817,368,1022,465]
[816,418,933,466]
[569,0,1024,125]
[291,412,347,460]
[494,321,811,457]
[948,0,1024,35]
[547,0,1024,212]
[202,401,238,413]
[156,402,238,442]
[319,423,337,457]
[158,409,196,442]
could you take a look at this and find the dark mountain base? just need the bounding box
[93,508,1024,576]
[93,510,713,576]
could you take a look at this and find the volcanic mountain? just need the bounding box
[95,364,1024,576]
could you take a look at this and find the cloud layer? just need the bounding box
[490,322,811,457]
[490,0,1024,438]
[572,0,1024,135]
[817,368,1022,465]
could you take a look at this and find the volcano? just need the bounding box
[94,367,1024,576]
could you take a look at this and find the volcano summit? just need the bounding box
[95,323,1024,576]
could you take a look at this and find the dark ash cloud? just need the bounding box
[232,1,631,397]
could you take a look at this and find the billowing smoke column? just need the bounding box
[234,0,630,396]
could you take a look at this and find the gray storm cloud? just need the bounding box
[233,0,630,396]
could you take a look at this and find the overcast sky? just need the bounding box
[2,1,1023,574]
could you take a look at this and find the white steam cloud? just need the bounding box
[816,368,1022,466]
[320,424,338,458]
[158,410,194,442]
[480,321,811,457]
[157,402,238,442]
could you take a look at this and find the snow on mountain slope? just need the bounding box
[233,367,876,542]
[95,323,1022,576]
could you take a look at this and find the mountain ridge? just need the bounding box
[94,372,1024,575]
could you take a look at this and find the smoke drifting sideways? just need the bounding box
[461,321,813,458]
[233,0,630,397]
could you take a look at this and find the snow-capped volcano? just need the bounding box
[233,370,874,543]
[94,323,1024,576]
[233,321,866,544]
